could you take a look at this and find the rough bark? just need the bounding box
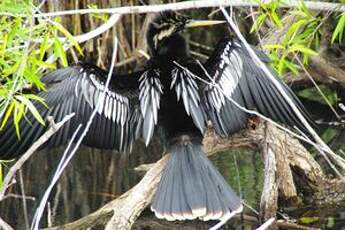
[259,143,278,230]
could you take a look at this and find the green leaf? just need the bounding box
[284,60,299,75]
[23,67,45,90]
[298,217,320,225]
[32,59,56,70]
[0,101,14,130]
[288,45,317,56]
[299,86,338,106]
[277,56,286,75]
[15,95,45,126]
[13,101,24,139]
[24,94,48,108]
[53,36,68,67]
[7,18,21,47]
[331,13,345,43]
[284,19,306,44]
[2,60,20,77]
[53,21,83,55]
[250,14,267,33]
[39,33,50,61]
[321,129,337,144]
[0,2,27,14]
[270,11,283,29]
[263,44,285,50]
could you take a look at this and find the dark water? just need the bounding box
[1,134,345,229]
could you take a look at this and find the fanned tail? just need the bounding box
[151,136,243,221]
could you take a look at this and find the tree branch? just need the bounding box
[1,0,344,18]
[0,113,75,201]
[44,119,345,230]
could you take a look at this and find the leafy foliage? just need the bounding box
[250,0,283,33]
[332,12,345,43]
[0,0,81,138]
[252,1,319,75]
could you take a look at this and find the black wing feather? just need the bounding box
[0,64,143,159]
[203,38,314,137]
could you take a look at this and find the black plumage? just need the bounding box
[0,11,314,221]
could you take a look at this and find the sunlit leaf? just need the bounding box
[284,60,299,75]
[270,11,283,28]
[53,36,68,67]
[0,101,14,130]
[263,44,285,50]
[298,217,320,224]
[24,94,48,108]
[15,95,45,126]
[288,45,317,56]
[53,20,83,55]
[0,1,27,14]
[284,19,306,44]
[331,13,345,43]
[250,14,267,33]
[13,101,24,139]
[23,68,45,90]
[327,217,335,228]
[277,56,286,75]
[39,33,50,61]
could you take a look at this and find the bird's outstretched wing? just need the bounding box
[203,38,314,137]
[0,63,145,159]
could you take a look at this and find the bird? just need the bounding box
[0,11,314,222]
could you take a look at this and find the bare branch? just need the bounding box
[46,119,343,230]
[0,113,75,201]
[105,156,168,230]
[1,0,343,18]
[256,218,276,230]
[0,216,14,230]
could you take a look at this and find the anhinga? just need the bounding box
[0,11,313,221]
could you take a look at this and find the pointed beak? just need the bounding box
[185,19,226,28]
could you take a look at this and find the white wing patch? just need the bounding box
[76,71,130,126]
[139,69,163,146]
[171,65,206,133]
[204,41,242,112]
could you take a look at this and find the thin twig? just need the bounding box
[19,170,30,230]
[0,217,14,230]
[1,193,36,201]
[1,1,344,18]
[294,54,341,120]
[30,124,83,230]
[256,217,276,230]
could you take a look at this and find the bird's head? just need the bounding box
[146,11,225,56]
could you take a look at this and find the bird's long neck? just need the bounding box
[151,34,189,61]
